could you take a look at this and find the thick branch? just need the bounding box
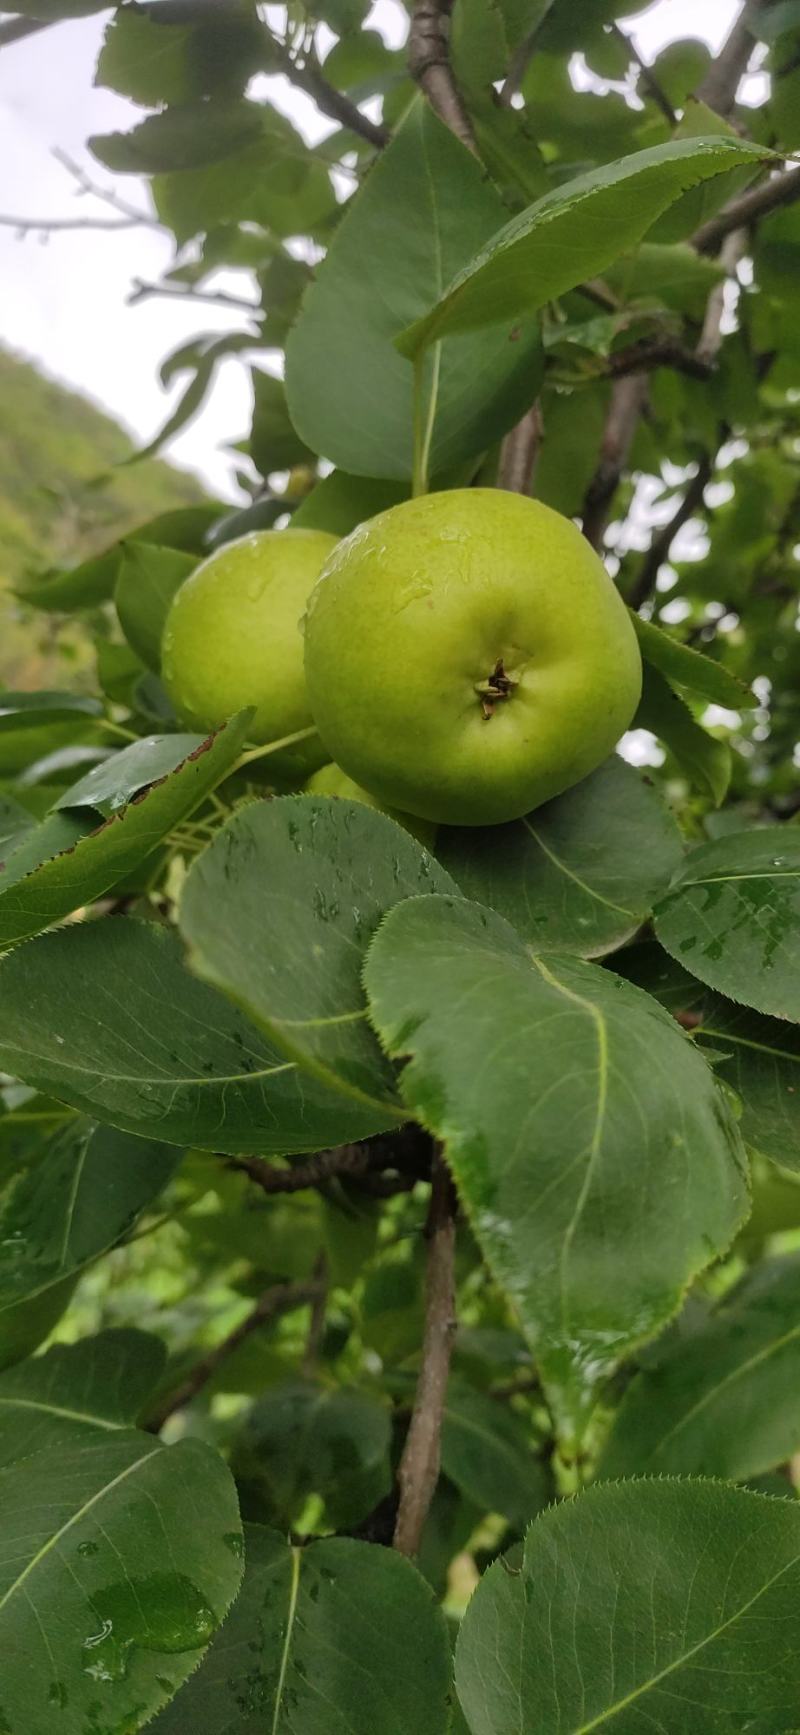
[581,374,649,549]
[611,23,676,127]
[627,454,713,611]
[497,402,543,494]
[408,0,477,154]
[270,36,389,150]
[147,1280,321,1431]
[605,335,712,382]
[393,1150,457,1557]
[692,167,800,253]
[694,0,765,117]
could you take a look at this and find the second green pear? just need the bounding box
[162,527,338,773]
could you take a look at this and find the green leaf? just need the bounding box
[54,731,210,815]
[632,612,757,710]
[0,1121,177,1370]
[153,110,335,244]
[616,944,800,1172]
[0,917,395,1153]
[655,828,800,1022]
[114,542,196,671]
[0,691,102,732]
[0,1432,242,1735]
[285,101,543,480]
[232,1379,391,1528]
[437,756,683,958]
[364,895,748,1433]
[605,241,724,316]
[455,1479,800,1734]
[0,791,34,857]
[96,3,264,106]
[636,662,731,805]
[249,367,314,478]
[179,795,458,1130]
[441,1379,549,1530]
[398,135,769,357]
[600,1253,800,1482]
[0,711,251,948]
[89,97,262,174]
[0,1329,167,1468]
[152,1524,451,1734]
[290,470,409,535]
[451,0,509,94]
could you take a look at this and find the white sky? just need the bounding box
[0,0,747,500]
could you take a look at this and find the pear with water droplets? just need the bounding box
[303,490,642,826]
[162,528,338,774]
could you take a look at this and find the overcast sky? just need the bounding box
[0,0,751,500]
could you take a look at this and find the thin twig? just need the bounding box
[692,167,800,254]
[128,277,262,314]
[497,401,544,494]
[53,148,159,226]
[269,34,389,150]
[0,17,49,48]
[499,0,554,107]
[228,1131,432,1196]
[696,229,748,364]
[627,454,713,612]
[581,374,649,549]
[610,23,676,127]
[408,0,477,154]
[393,1149,457,1557]
[0,212,143,234]
[146,1280,322,1431]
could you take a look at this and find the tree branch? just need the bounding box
[610,23,676,127]
[605,335,713,382]
[128,277,261,314]
[581,374,649,549]
[146,1279,322,1431]
[0,17,49,48]
[269,35,389,150]
[692,167,800,253]
[0,212,143,234]
[227,1131,431,1196]
[696,229,747,365]
[694,0,766,118]
[627,454,713,611]
[497,401,543,494]
[408,0,478,154]
[393,1149,457,1557]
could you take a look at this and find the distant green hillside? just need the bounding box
[0,346,209,689]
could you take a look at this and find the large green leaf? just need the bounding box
[89,97,262,173]
[455,1480,800,1734]
[0,711,251,948]
[114,541,196,671]
[152,1524,451,1734]
[54,731,210,815]
[0,917,395,1153]
[290,470,408,536]
[152,108,336,244]
[285,101,542,480]
[655,828,800,1022]
[364,895,748,1434]
[600,1253,800,1482]
[0,1329,167,1468]
[179,795,458,1127]
[441,1379,549,1530]
[398,136,769,356]
[0,1120,177,1369]
[232,1379,391,1528]
[437,756,683,957]
[0,1432,242,1735]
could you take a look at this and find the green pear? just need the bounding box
[304,762,437,848]
[162,527,338,773]
[303,490,642,826]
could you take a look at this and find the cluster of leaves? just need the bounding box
[2,0,800,1731]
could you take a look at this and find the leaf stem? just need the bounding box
[234,725,319,772]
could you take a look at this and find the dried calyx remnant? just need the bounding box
[475,657,518,719]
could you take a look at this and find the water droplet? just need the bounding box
[77,1539,99,1559]
[222,1531,244,1560]
[48,1682,67,1709]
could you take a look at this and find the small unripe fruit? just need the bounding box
[162,527,338,773]
[303,490,642,826]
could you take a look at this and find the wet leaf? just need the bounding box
[0,1329,167,1467]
